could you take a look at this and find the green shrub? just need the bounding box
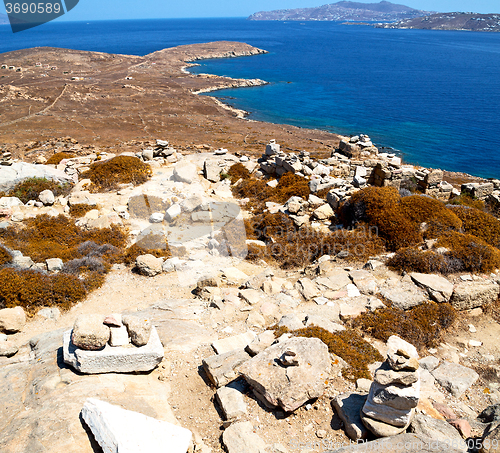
[8,177,71,204]
[352,303,456,351]
[81,155,152,192]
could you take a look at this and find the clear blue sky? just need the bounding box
[1,0,499,20]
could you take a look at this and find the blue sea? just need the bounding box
[1,18,500,178]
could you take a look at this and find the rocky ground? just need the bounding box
[0,143,500,453]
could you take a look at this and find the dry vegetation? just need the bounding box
[4,177,72,204]
[81,155,152,192]
[45,152,77,165]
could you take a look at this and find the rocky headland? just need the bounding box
[0,41,500,453]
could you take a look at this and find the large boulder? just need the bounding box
[71,314,110,351]
[172,161,198,183]
[135,254,163,277]
[0,162,73,192]
[449,282,500,310]
[81,398,192,453]
[239,336,331,412]
[0,306,26,334]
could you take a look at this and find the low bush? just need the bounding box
[0,214,127,262]
[227,162,251,184]
[387,248,450,274]
[0,246,11,266]
[351,303,457,352]
[448,194,485,211]
[273,172,310,203]
[450,206,500,248]
[275,325,383,381]
[45,152,76,165]
[437,232,500,273]
[81,155,152,192]
[425,209,462,238]
[8,177,71,204]
[69,203,95,218]
[0,268,87,313]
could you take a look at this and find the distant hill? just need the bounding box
[376,12,500,31]
[248,1,432,22]
[0,14,9,25]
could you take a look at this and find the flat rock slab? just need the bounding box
[212,331,256,355]
[431,361,479,397]
[81,398,192,453]
[63,327,164,374]
[325,433,467,453]
[239,336,331,412]
[450,282,500,310]
[380,283,427,310]
[331,393,369,440]
[222,421,267,453]
[216,386,247,421]
[203,349,251,388]
[410,273,454,302]
[409,413,467,452]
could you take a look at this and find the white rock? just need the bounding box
[149,212,164,223]
[109,326,130,347]
[173,162,198,184]
[38,189,55,205]
[165,204,181,222]
[212,331,256,355]
[63,327,164,374]
[468,340,482,347]
[81,398,192,453]
[46,258,63,272]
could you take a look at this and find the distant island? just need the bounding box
[248,1,432,22]
[374,12,500,32]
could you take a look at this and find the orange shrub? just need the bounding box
[450,206,500,248]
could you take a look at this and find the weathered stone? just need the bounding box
[109,325,130,347]
[135,254,163,277]
[173,161,198,183]
[64,327,164,374]
[331,393,369,440]
[239,289,263,305]
[296,277,320,300]
[68,190,97,206]
[204,159,221,182]
[216,386,247,421]
[480,422,500,453]
[165,203,181,221]
[246,330,276,356]
[71,314,110,351]
[369,380,420,411]
[12,255,34,269]
[410,273,454,302]
[305,314,345,333]
[277,314,305,331]
[149,212,164,223]
[409,413,467,452]
[122,315,152,347]
[431,362,479,397]
[450,282,500,310]
[81,398,192,453]
[380,282,427,310]
[360,412,412,436]
[203,349,251,387]
[0,306,26,334]
[374,367,419,386]
[222,421,267,453]
[386,335,419,371]
[46,257,63,272]
[39,189,55,205]
[239,336,330,412]
[212,331,256,355]
[315,269,351,290]
[419,356,440,372]
[0,341,19,357]
[327,433,466,453]
[313,204,334,220]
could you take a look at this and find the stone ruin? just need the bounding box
[63,313,164,374]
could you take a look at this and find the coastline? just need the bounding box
[0,40,495,184]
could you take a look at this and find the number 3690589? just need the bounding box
[5,3,61,14]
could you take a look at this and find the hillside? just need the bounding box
[377,12,500,31]
[248,1,432,22]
